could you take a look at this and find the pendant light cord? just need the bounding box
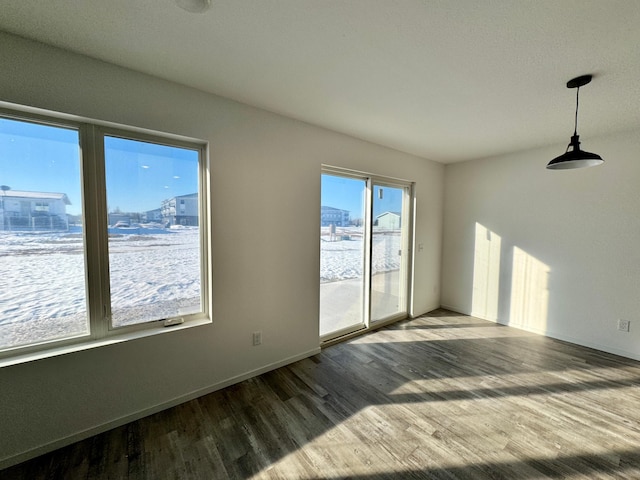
[565,86,581,153]
[574,86,580,136]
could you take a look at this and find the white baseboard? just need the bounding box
[439,303,467,314]
[438,305,640,362]
[500,321,640,362]
[410,302,444,318]
[0,347,321,470]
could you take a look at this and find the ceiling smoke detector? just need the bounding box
[175,0,211,14]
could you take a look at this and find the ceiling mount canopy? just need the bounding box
[547,74,604,170]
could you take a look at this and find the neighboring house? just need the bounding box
[321,206,350,227]
[108,213,131,227]
[375,211,401,229]
[0,190,70,231]
[161,193,199,226]
[143,208,163,223]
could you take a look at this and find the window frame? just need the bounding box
[319,165,415,343]
[0,106,211,364]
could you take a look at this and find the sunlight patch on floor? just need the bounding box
[387,368,640,396]
[250,396,632,479]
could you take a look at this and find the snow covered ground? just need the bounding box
[0,227,200,350]
[320,226,404,335]
[320,226,402,282]
[1,225,402,350]
[107,228,201,326]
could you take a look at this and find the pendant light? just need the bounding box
[547,74,604,170]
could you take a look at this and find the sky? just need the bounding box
[104,136,198,214]
[0,117,199,216]
[321,173,404,219]
[1,116,402,222]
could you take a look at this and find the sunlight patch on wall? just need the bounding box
[509,246,550,332]
[472,223,501,321]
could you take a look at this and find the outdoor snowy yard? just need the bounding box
[320,226,402,282]
[0,227,201,350]
[1,226,402,350]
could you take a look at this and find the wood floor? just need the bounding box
[4,309,640,479]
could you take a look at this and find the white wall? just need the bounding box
[442,129,640,360]
[0,32,443,467]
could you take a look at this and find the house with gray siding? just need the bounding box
[161,193,198,226]
[0,190,70,231]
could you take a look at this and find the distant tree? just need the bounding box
[67,214,83,226]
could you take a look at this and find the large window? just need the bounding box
[0,110,209,358]
[0,117,88,349]
[104,135,202,328]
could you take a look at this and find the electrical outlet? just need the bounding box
[253,331,262,346]
[618,319,630,332]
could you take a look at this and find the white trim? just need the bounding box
[441,304,640,362]
[370,179,413,323]
[0,318,212,368]
[321,164,412,186]
[0,347,321,470]
[320,323,366,343]
[497,320,640,362]
[440,303,466,313]
[364,176,373,328]
[0,101,206,145]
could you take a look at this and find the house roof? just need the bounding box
[1,2,639,163]
[174,193,198,200]
[2,190,71,205]
[321,206,349,213]
[376,211,401,219]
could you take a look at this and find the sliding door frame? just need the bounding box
[320,165,414,345]
[369,177,413,325]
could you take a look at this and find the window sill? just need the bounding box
[0,317,212,368]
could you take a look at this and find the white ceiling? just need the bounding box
[1,0,639,163]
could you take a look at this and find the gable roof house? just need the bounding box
[2,1,640,477]
[375,211,401,230]
[0,190,70,231]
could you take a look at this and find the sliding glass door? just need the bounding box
[371,183,409,323]
[320,169,411,340]
[319,174,366,337]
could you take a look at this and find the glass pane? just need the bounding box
[0,117,88,350]
[371,184,406,322]
[319,174,365,337]
[104,136,201,327]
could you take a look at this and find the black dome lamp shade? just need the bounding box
[547,74,604,170]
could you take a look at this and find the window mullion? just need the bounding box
[363,177,373,329]
[80,125,111,339]
[198,144,211,320]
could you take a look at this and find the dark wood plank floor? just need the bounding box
[4,309,640,479]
